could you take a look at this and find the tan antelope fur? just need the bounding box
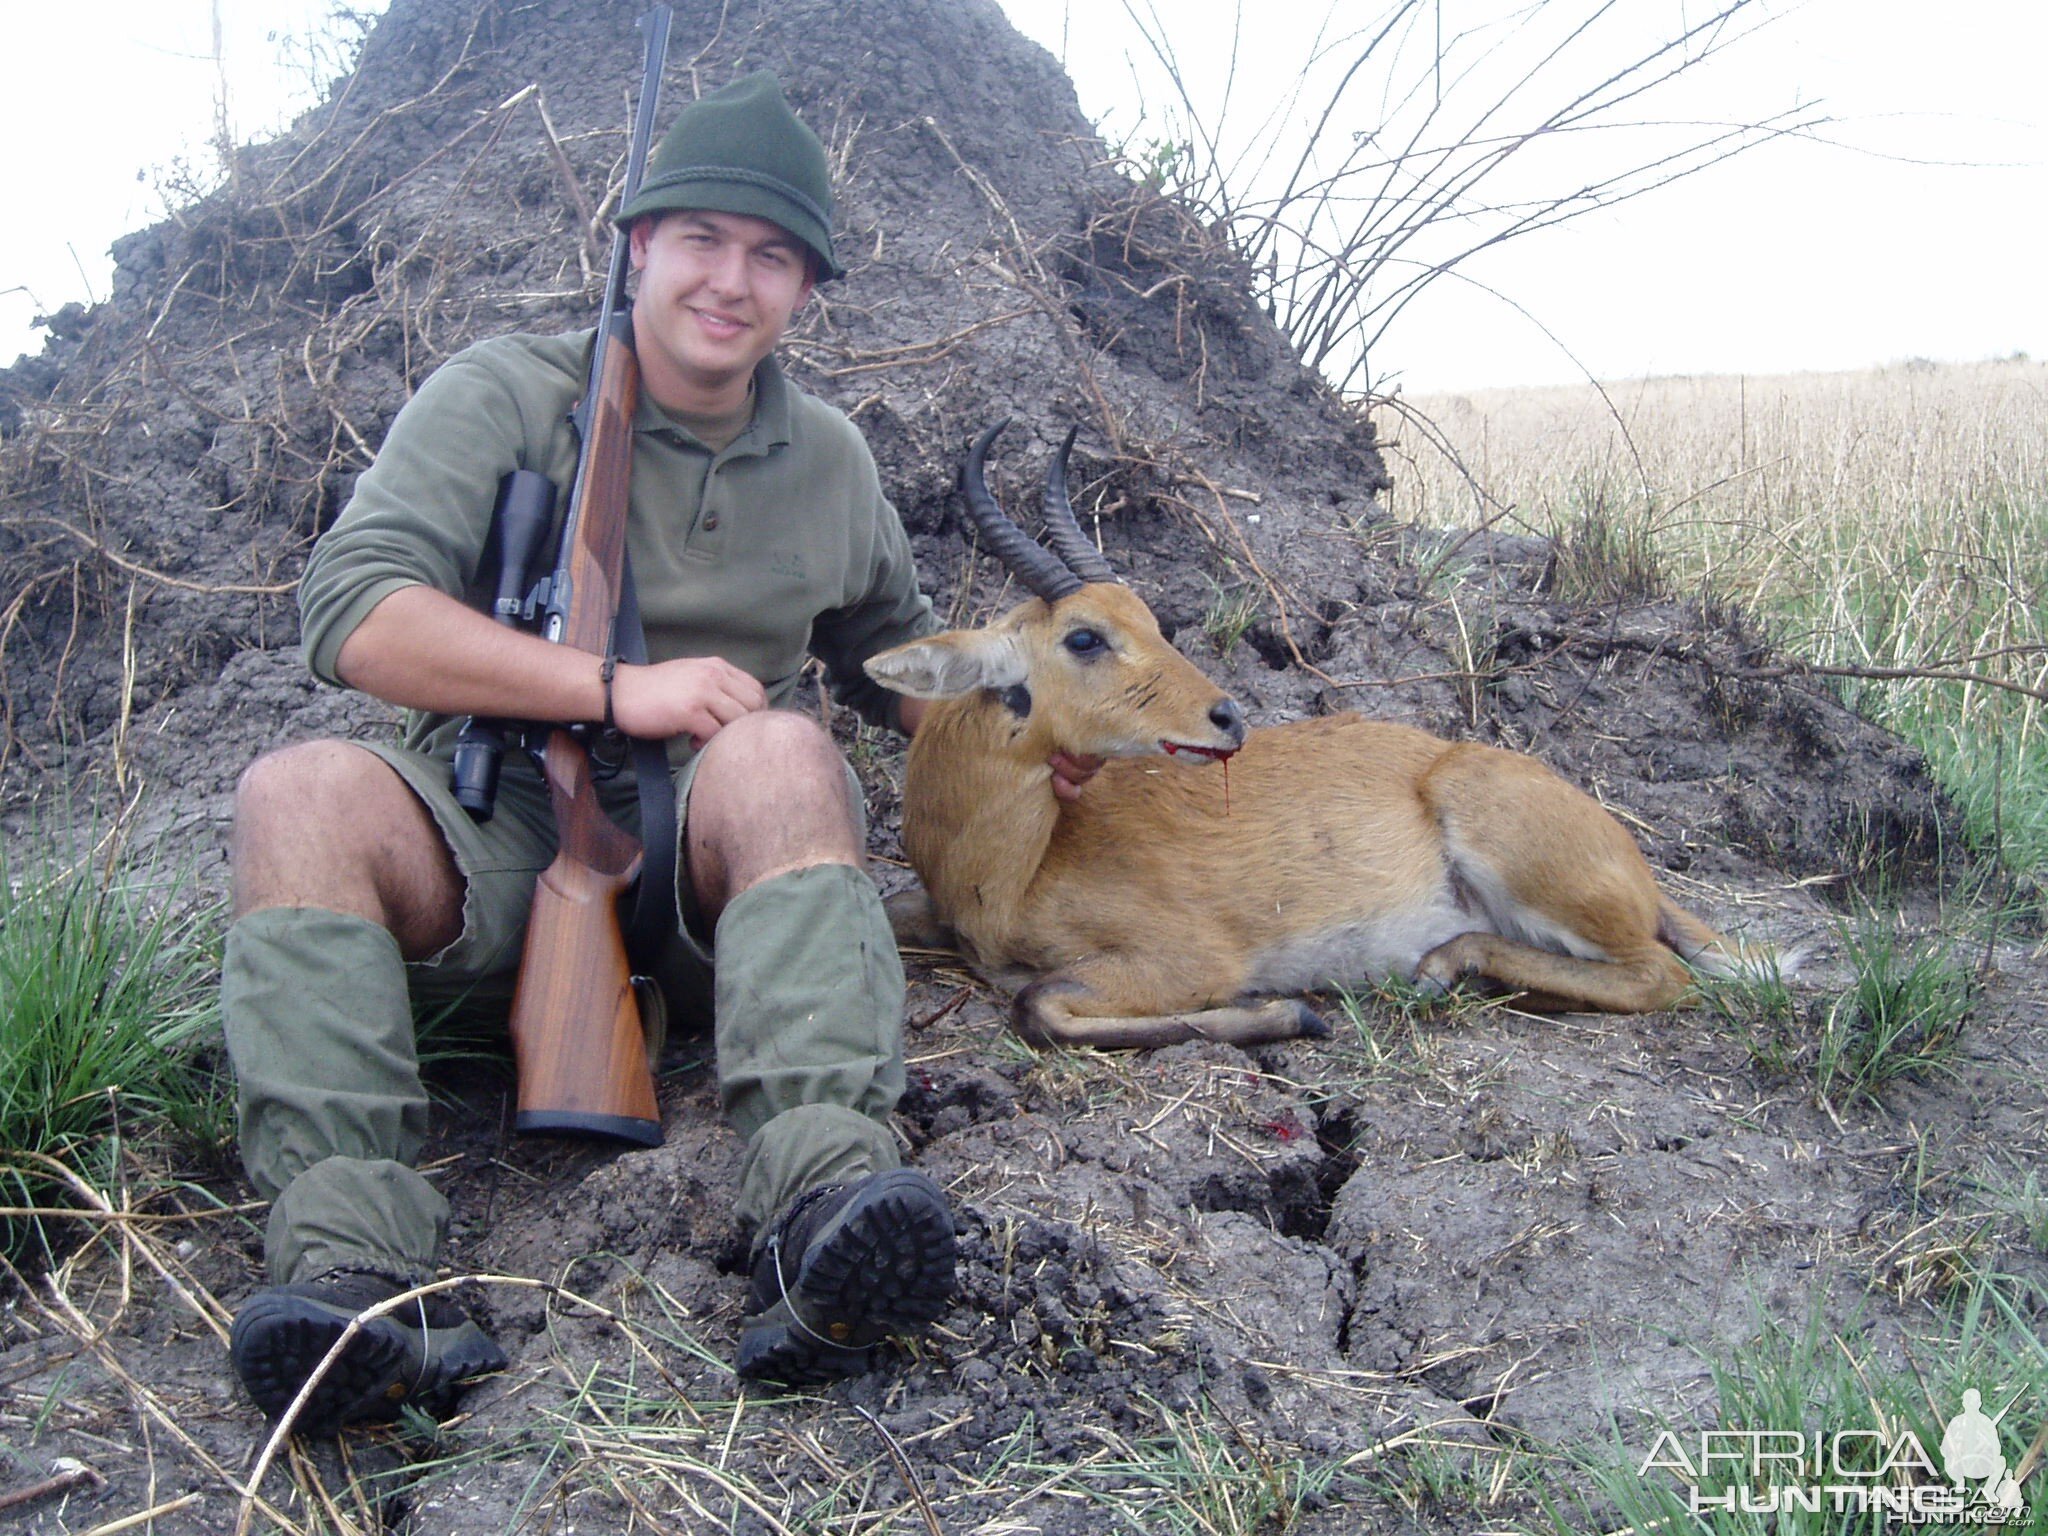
[865,423,1753,1050]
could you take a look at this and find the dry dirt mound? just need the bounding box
[1,2,2035,1533]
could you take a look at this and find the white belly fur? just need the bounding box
[1447,845,1614,962]
[1243,899,1476,995]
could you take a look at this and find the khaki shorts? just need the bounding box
[359,728,867,1035]
[361,739,721,1032]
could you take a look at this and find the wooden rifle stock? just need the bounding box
[510,728,659,1141]
[506,6,671,1146]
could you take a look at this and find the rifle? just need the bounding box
[504,3,674,1146]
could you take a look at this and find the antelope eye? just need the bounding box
[1063,628,1106,656]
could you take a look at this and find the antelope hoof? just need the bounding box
[1292,1001,1333,1039]
[1413,940,1475,994]
[884,887,954,951]
[1011,975,1086,1050]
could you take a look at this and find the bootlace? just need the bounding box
[410,1292,432,1397]
[762,1187,853,1351]
[322,1266,442,1397]
[767,1233,848,1350]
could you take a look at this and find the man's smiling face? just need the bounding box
[629,209,815,413]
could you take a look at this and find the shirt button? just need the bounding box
[703,512,720,530]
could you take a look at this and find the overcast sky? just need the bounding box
[2,0,2040,392]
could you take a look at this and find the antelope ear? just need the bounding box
[865,630,1027,698]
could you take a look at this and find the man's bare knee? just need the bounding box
[695,713,853,804]
[231,741,463,956]
[687,713,862,914]
[235,741,397,837]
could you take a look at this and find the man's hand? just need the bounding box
[893,698,1098,800]
[611,656,768,748]
[1049,750,1104,804]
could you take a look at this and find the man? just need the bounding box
[223,71,960,1426]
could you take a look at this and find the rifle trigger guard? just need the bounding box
[577,723,631,775]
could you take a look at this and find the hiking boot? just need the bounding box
[737,1168,956,1385]
[229,1267,507,1430]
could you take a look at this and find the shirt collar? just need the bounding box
[632,354,794,458]
[748,355,794,451]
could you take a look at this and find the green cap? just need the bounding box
[618,70,845,282]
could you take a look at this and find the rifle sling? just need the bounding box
[614,551,680,974]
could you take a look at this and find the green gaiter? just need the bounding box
[713,863,907,1231]
[222,906,448,1283]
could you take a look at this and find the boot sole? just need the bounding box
[229,1291,506,1429]
[738,1169,956,1385]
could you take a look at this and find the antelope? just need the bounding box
[865,422,1762,1050]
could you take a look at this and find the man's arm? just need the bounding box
[308,340,774,751]
[339,584,766,748]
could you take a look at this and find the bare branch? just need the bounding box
[1107,0,1816,396]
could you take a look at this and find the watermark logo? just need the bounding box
[1639,1387,2031,1525]
[1941,1390,2028,1521]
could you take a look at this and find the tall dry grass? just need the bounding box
[1380,357,2048,886]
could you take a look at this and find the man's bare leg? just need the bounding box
[231,739,464,956]
[683,710,865,920]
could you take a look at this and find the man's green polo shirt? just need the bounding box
[299,329,936,762]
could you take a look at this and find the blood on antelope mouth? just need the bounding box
[1161,741,1236,761]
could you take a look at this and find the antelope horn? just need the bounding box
[1040,425,1120,585]
[959,420,1082,602]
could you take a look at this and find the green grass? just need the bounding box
[1892,682,2044,893]
[1698,959,1804,1082]
[1547,469,2048,891]
[1316,978,1465,1088]
[1201,573,1265,654]
[0,844,227,1264]
[1550,472,1668,605]
[1339,1269,2048,1535]
[1698,919,1975,1109]
[1771,492,2048,891]
[1329,980,1426,1066]
[1816,916,1975,1108]
[1073,1396,1339,1533]
[1972,1165,2048,1257]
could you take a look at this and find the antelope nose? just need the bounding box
[1209,698,1247,746]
